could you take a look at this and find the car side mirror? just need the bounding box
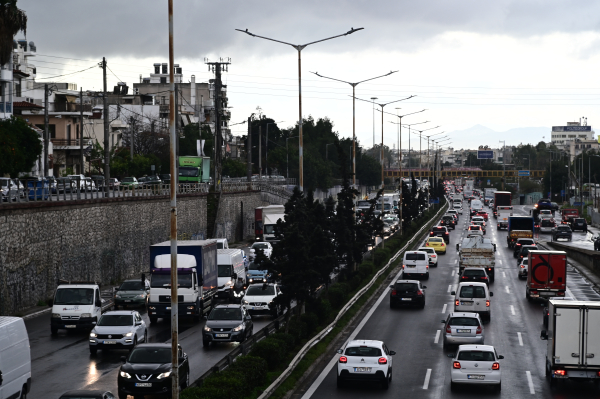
[490,292,494,297]
[451,291,456,295]
[246,315,252,320]
[446,353,455,358]
[120,356,127,363]
[441,319,446,323]
[498,355,504,359]
[337,349,343,354]
[422,286,427,289]
[114,288,120,292]
[233,273,238,280]
[135,321,142,326]
[389,285,394,288]
[541,330,548,340]
[389,351,396,356]
[47,298,53,307]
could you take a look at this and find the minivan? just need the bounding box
[0,317,31,399]
[402,251,429,280]
[217,249,247,301]
[470,199,483,216]
[452,282,493,321]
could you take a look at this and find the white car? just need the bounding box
[337,339,395,389]
[418,246,438,267]
[249,242,273,260]
[450,344,503,392]
[447,209,459,220]
[539,209,553,219]
[88,310,147,355]
[518,258,528,279]
[453,205,464,215]
[242,283,282,317]
[452,282,493,321]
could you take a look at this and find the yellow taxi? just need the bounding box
[425,236,447,254]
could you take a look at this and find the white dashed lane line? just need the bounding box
[518,332,523,346]
[442,304,447,313]
[526,371,535,394]
[447,284,452,293]
[505,286,510,294]
[511,305,516,315]
[423,369,432,390]
[434,330,440,344]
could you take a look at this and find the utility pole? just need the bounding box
[130,116,135,160]
[175,82,179,179]
[44,84,49,177]
[79,88,84,175]
[247,116,252,182]
[102,57,110,197]
[258,125,262,177]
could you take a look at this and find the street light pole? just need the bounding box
[286,135,299,179]
[401,121,430,177]
[236,27,364,191]
[265,120,283,176]
[499,141,506,190]
[371,97,377,148]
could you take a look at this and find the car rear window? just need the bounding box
[541,220,554,227]
[395,283,418,292]
[405,253,426,261]
[463,269,485,277]
[428,238,443,243]
[457,351,495,361]
[345,347,382,357]
[432,227,446,232]
[469,226,481,230]
[449,317,479,326]
[459,286,487,298]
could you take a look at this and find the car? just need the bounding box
[108,178,121,190]
[518,258,528,279]
[0,177,18,201]
[543,297,574,328]
[453,204,464,215]
[425,236,447,254]
[91,175,105,190]
[551,225,572,241]
[336,339,395,389]
[114,279,150,309]
[441,215,456,230]
[459,268,490,285]
[89,311,147,355]
[418,246,438,266]
[513,238,536,257]
[551,202,560,212]
[59,390,116,399]
[67,174,87,190]
[402,251,430,279]
[249,241,273,260]
[159,174,171,184]
[202,304,253,347]
[56,177,75,193]
[382,221,392,236]
[471,221,486,235]
[571,217,588,232]
[516,245,538,266]
[538,209,553,220]
[137,176,149,184]
[449,344,503,392]
[43,176,57,194]
[430,226,450,243]
[442,312,484,349]
[475,211,489,221]
[389,279,426,308]
[0,317,31,399]
[539,218,556,233]
[242,283,282,317]
[447,209,460,220]
[121,177,139,188]
[118,343,189,399]
[145,175,162,186]
[467,225,484,236]
[452,282,493,321]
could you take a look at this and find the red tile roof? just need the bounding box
[13,101,43,109]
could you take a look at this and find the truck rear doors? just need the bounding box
[552,303,600,367]
[527,251,567,296]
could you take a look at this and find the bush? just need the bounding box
[373,248,391,267]
[358,262,374,280]
[271,332,297,350]
[230,355,268,388]
[301,312,319,336]
[250,337,284,369]
[310,298,332,322]
[328,284,349,309]
[287,318,307,341]
[197,371,247,399]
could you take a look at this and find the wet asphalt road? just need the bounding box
[301,203,600,399]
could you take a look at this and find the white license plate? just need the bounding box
[401,298,412,301]
[457,329,470,333]
[103,341,116,344]
[406,265,416,268]
[460,301,473,306]
[65,325,76,328]
[354,367,372,372]
[166,307,171,310]
[125,300,132,302]
[215,333,229,338]
[135,383,152,387]
[467,375,485,380]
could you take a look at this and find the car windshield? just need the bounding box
[405,253,426,261]
[457,350,495,361]
[98,314,133,326]
[264,225,277,235]
[419,248,435,254]
[557,226,570,231]
[252,243,269,250]
[128,347,171,364]
[575,218,585,223]
[150,273,192,288]
[218,265,232,277]
[518,240,534,245]
[459,286,487,298]
[449,317,479,326]
[469,226,481,230]
[54,288,94,305]
[463,270,485,277]
[209,307,242,320]
[433,228,445,233]
[521,246,537,254]
[395,283,417,292]
[245,285,275,296]
[179,167,199,177]
[0,180,8,187]
[344,347,382,357]
[119,281,145,291]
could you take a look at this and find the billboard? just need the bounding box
[518,170,530,177]
[477,150,494,159]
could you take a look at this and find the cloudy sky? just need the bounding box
[18,0,600,151]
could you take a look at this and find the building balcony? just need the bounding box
[52,103,92,113]
[50,138,93,149]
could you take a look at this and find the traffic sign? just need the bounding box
[487,180,491,185]
[561,190,565,196]
[518,170,530,177]
[477,150,494,159]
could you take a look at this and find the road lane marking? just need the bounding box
[448,284,452,293]
[502,272,506,278]
[505,286,510,294]
[526,370,535,394]
[454,259,457,264]
[498,259,502,265]
[434,330,440,344]
[423,369,432,389]
[442,304,447,313]
[451,270,455,276]
[511,305,516,315]
[518,332,523,346]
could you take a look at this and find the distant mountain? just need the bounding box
[447,125,550,149]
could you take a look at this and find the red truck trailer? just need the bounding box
[526,250,567,300]
[561,208,579,224]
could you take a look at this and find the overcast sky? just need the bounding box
[18,0,600,150]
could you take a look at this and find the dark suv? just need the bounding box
[430,226,450,243]
[571,218,588,232]
[203,304,253,347]
[516,245,538,266]
[552,225,573,242]
[441,215,456,230]
[460,268,490,286]
[513,238,535,258]
[389,279,426,309]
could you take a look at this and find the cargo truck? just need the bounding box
[493,191,512,218]
[255,205,285,242]
[496,206,513,230]
[484,188,497,206]
[456,234,497,282]
[147,240,218,324]
[507,216,535,248]
[526,250,567,300]
[178,156,211,183]
[463,179,474,199]
[561,208,579,224]
[541,300,600,386]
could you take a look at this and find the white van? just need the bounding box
[50,282,103,335]
[217,249,246,300]
[470,199,483,216]
[402,251,429,280]
[0,317,31,399]
[215,238,229,249]
[452,282,493,321]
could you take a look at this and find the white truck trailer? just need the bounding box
[496,206,513,230]
[456,234,497,281]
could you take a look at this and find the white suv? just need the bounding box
[450,344,503,392]
[337,340,395,389]
[452,282,493,321]
[242,283,282,318]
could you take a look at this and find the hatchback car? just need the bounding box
[249,241,273,260]
[539,218,556,233]
[243,283,282,317]
[89,311,147,355]
[571,217,588,232]
[389,280,426,308]
[203,304,253,347]
[447,209,460,220]
[425,236,447,254]
[114,279,150,309]
[337,340,395,389]
[418,246,438,266]
[118,343,189,398]
[442,313,484,349]
[59,390,116,399]
[430,226,450,243]
[518,258,529,279]
[121,177,139,188]
[450,345,503,392]
[513,238,536,257]
[452,283,493,321]
[467,225,484,236]
[475,211,489,221]
[552,225,572,241]
[459,268,490,286]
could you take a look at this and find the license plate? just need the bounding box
[135,383,152,387]
[467,375,485,380]
[215,333,228,338]
[460,301,473,306]
[407,265,416,268]
[354,367,371,372]
[125,300,132,302]
[457,329,470,333]
[65,325,76,328]
[401,298,412,301]
[103,341,116,344]
[166,307,171,310]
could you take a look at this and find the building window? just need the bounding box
[160,77,167,84]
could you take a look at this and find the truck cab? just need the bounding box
[50,282,103,335]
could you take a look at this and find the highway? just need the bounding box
[300,203,600,399]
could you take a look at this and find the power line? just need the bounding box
[35,64,98,80]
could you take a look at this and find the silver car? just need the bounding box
[442,312,484,349]
[89,310,147,355]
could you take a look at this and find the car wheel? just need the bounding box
[51,327,58,336]
[337,375,344,389]
[130,337,137,351]
[89,346,97,355]
[389,302,395,309]
[203,339,210,348]
[425,273,430,280]
[451,381,457,392]
[143,330,148,343]
[182,371,190,389]
[381,376,389,390]
[496,382,501,392]
[420,301,425,309]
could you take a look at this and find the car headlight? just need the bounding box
[89,332,97,338]
[120,371,132,379]
[115,294,121,299]
[233,323,244,332]
[136,294,145,299]
[124,332,134,337]
[204,326,212,332]
[81,313,92,318]
[52,313,61,319]
[157,371,172,379]
[148,306,156,310]
[243,300,249,304]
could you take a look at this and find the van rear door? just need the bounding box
[584,307,600,366]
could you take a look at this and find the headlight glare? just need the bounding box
[120,371,132,379]
[124,332,134,337]
[52,313,61,319]
[233,323,244,332]
[81,313,92,318]
[157,371,172,379]
[204,326,211,332]
[89,332,97,337]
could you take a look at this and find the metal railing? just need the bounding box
[50,138,93,147]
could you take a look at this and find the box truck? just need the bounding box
[178,156,211,183]
[526,250,567,300]
[493,191,512,217]
[255,205,285,242]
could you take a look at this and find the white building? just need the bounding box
[551,120,596,150]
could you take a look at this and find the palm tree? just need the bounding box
[0,0,27,65]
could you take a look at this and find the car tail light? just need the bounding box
[554,369,566,376]
[597,371,600,377]
[430,232,433,235]
[492,362,500,370]
[445,232,449,235]
[431,255,437,258]
[446,324,452,333]
[417,289,423,296]
[426,243,429,246]
[476,325,482,334]
[402,264,405,269]
[455,300,460,306]
[486,300,490,307]
[461,276,467,280]
[441,243,445,246]
[531,290,538,295]
[453,361,461,369]
[558,291,565,296]
[378,357,387,365]
[391,290,397,296]
[482,276,488,280]
[339,356,347,363]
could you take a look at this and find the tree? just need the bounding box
[0,117,42,177]
[223,158,246,177]
[0,0,26,65]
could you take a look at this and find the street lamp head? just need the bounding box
[235,28,255,37]
[346,27,364,35]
